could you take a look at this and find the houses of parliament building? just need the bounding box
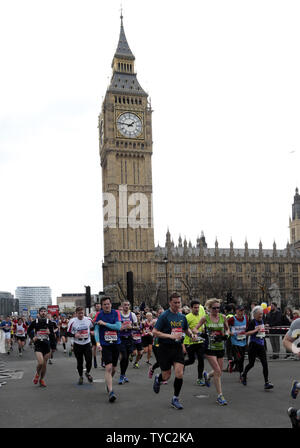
[99,16,300,307]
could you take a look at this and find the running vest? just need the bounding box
[205,313,225,351]
[120,312,134,338]
[35,318,50,341]
[132,323,142,343]
[250,319,266,346]
[16,324,26,337]
[230,315,247,346]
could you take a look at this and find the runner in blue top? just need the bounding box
[94,296,121,402]
[152,292,196,410]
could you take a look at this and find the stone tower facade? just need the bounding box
[99,16,300,307]
[290,187,300,250]
[99,16,155,300]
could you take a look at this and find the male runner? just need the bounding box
[94,297,121,402]
[152,292,197,410]
[27,307,56,387]
[118,300,137,384]
[67,307,94,385]
[283,318,300,427]
[183,300,206,385]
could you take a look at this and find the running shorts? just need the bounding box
[205,349,225,358]
[16,336,26,342]
[133,342,143,352]
[157,343,185,371]
[142,335,153,347]
[102,344,120,367]
[34,341,51,356]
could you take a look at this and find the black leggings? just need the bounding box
[232,345,246,373]
[152,345,160,371]
[184,343,205,379]
[73,342,92,376]
[243,342,269,382]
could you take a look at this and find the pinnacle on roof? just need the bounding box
[114,14,135,61]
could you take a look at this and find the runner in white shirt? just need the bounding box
[14,318,27,356]
[67,307,94,385]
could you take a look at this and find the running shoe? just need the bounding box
[64,349,66,354]
[203,371,211,387]
[133,362,139,369]
[287,407,300,428]
[264,382,274,390]
[228,360,233,373]
[78,376,83,385]
[240,374,247,386]
[39,379,47,387]
[48,359,52,365]
[118,375,125,385]
[291,380,299,399]
[153,374,161,394]
[148,366,154,379]
[123,376,129,383]
[146,360,152,365]
[196,378,206,386]
[129,353,133,363]
[85,372,93,383]
[109,391,117,402]
[171,397,183,410]
[216,394,227,406]
[33,373,40,384]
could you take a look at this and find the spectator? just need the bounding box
[266,302,282,359]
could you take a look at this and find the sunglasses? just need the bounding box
[211,306,220,310]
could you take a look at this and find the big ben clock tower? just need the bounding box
[99,15,155,299]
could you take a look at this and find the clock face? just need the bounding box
[116,112,142,138]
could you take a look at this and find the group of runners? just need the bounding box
[2,293,300,424]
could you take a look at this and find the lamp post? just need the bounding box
[163,256,169,308]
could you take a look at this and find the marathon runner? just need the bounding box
[94,296,121,402]
[142,312,155,364]
[131,311,144,368]
[14,318,27,356]
[193,298,230,405]
[27,307,56,387]
[118,300,137,384]
[152,292,196,410]
[47,313,58,364]
[67,307,94,385]
[283,317,300,400]
[59,314,69,353]
[91,303,102,368]
[227,305,248,381]
[183,300,206,385]
[241,305,274,390]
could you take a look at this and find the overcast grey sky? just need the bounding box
[0,0,299,304]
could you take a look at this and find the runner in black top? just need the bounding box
[27,307,56,387]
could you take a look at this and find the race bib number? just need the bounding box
[77,329,89,338]
[133,333,141,341]
[36,330,49,340]
[16,328,25,336]
[104,331,117,342]
[256,326,265,339]
[237,334,246,340]
[171,328,183,339]
[197,333,205,342]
